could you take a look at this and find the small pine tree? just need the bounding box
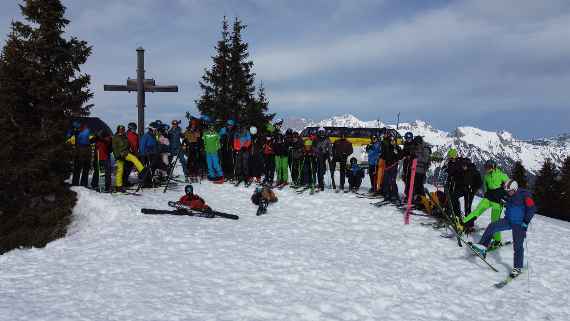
[557,156,570,222]
[196,17,273,128]
[533,159,560,219]
[511,161,528,188]
[0,0,93,253]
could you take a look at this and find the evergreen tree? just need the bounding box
[557,156,570,222]
[196,17,273,129]
[196,16,231,124]
[0,0,93,254]
[511,161,528,189]
[533,159,560,219]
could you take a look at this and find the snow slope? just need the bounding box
[1,170,569,321]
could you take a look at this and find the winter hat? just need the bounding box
[250,126,258,135]
[447,148,458,159]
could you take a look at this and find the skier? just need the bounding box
[111,125,146,193]
[156,125,171,181]
[168,120,188,180]
[411,136,432,204]
[365,135,381,193]
[262,135,275,186]
[273,133,289,187]
[401,132,416,201]
[219,119,237,180]
[251,185,278,215]
[381,130,402,203]
[471,180,535,279]
[233,126,252,184]
[462,159,509,244]
[123,122,139,187]
[347,157,365,192]
[90,129,112,192]
[248,126,264,184]
[139,124,162,187]
[179,185,212,213]
[289,131,305,186]
[183,118,203,182]
[67,121,92,187]
[332,131,354,192]
[314,127,333,191]
[301,138,317,190]
[202,124,224,183]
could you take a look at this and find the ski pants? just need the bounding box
[264,154,275,184]
[301,157,316,186]
[450,188,475,218]
[72,146,91,187]
[348,172,363,190]
[331,158,347,189]
[291,158,302,185]
[115,153,144,187]
[235,150,250,180]
[91,159,112,192]
[187,144,202,177]
[478,218,526,269]
[414,173,426,200]
[465,198,503,242]
[382,165,399,201]
[206,152,223,179]
[275,156,288,183]
[221,148,235,179]
[316,157,329,189]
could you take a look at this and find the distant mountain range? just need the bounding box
[283,114,570,178]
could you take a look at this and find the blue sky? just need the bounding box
[1,0,569,139]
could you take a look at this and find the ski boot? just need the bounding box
[470,243,487,259]
[509,268,522,278]
[488,240,503,251]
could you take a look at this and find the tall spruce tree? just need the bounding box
[196,17,273,129]
[196,16,231,123]
[511,161,528,189]
[557,156,570,222]
[533,159,560,219]
[0,0,93,254]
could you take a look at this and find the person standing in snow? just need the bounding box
[91,129,112,192]
[168,120,189,180]
[314,127,333,191]
[273,133,289,187]
[67,121,92,187]
[471,180,536,278]
[365,135,382,193]
[262,135,275,186]
[123,122,139,187]
[462,159,509,244]
[111,125,146,193]
[202,124,224,182]
[332,131,354,192]
[381,131,402,202]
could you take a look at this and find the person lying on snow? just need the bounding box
[178,185,213,216]
[251,186,278,215]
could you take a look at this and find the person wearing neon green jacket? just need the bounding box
[202,126,224,181]
[463,159,509,243]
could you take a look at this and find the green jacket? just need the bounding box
[203,130,221,153]
[483,168,509,203]
[112,133,130,159]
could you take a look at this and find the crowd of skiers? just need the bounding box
[68,116,536,278]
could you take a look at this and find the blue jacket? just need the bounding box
[504,189,536,225]
[350,164,365,177]
[140,132,158,155]
[366,142,382,166]
[74,128,92,146]
[168,127,183,153]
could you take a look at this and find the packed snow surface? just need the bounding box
[1,174,569,321]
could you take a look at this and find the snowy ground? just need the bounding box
[1,170,569,321]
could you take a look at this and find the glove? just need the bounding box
[521,222,529,231]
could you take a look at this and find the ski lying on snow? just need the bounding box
[141,208,214,218]
[167,201,239,220]
[494,273,520,288]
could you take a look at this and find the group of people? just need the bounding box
[68,116,536,278]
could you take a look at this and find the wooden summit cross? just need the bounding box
[104,47,179,136]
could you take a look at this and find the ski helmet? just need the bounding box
[350,157,358,165]
[404,132,414,142]
[185,184,194,195]
[447,148,458,159]
[484,159,497,170]
[250,126,258,135]
[504,179,518,193]
[266,123,275,133]
[285,128,293,136]
[116,125,125,133]
[317,127,326,136]
[128,122,137,131]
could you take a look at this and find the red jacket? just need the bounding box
[179,194,209,210]
[95,136,112,161]
[127,130,139,154]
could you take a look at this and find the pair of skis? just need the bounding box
[140,201,239,220]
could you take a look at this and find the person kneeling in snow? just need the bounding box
[347,157,365,193]
[471,180,536,278]
[251,186,278,215]
[179,185,212,215]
